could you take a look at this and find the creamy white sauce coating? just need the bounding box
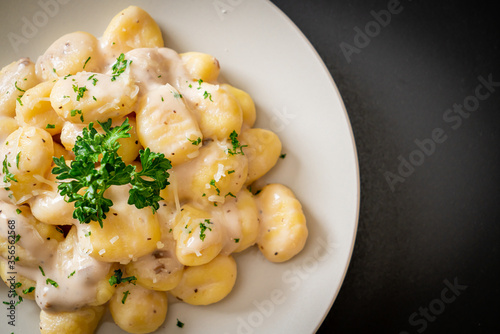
[0,35,251,313]
[0,201,110,312]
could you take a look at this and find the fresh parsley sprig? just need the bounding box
[52,118,171,227]
[128,147,172,212]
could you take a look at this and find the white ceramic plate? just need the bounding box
[0,1,359,333]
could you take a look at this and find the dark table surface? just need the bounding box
[269,1,500,333]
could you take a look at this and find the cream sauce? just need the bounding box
[0,34,254,314]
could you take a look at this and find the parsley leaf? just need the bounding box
[128,148,172,213]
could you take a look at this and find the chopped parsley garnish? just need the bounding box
[15,209,21,214]
[197,78,203,88]
[87,74,98,86]
[46,279,58,287]
[46,124,56,129]
[68,271,76,278]
[85,231,91,237]
[176,319,185,328]
[227,131,247,155]
[64,74,73,80]
[14,81,25,92]
[172,91,183,99]
[199,219,213,241]
[15,152,20,168]
[225,192,236,198]
[2,154,17,183]
[16,97,23,106]
[121,290,130,304]
[108,269,137,286]
[234,238,240,243]
[52,68,56,73]
[72,84,87,101]
[187,137,202,146]
[110,53,132,81]
[14,234,20,243]
[39,266,45,276]
[52,118,172,227]
[209,179,220,195]
[83,56,91,69]
[70,109,84,122]
[55,226,64,234]
[23,287,35,294]
[203,90,213,102]
[280,153,287,159]
[227,170,235,174]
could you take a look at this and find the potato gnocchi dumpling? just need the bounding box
[136,84,202,166]
[101,6,164,56]
[184,81,243,140]
[256,184,308,262]
[110,284,168,334]
[50,71,138,124]
[16,80,65,135]
[220,83,256,128]
[0,116,19,143]
[0,58,39,117]
[36,31,103,82]
[173,204,223,266]
[240,128,282,185]
[82,185,161,263]
[169,254,237,305]
[0,126,54,203]
[0,5,308,334]
[231,189,260,253]
[180,52,221,83]
[39,305,105,334]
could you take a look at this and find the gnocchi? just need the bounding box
[0,5,308,334]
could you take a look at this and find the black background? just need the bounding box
[270,1,500,333]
